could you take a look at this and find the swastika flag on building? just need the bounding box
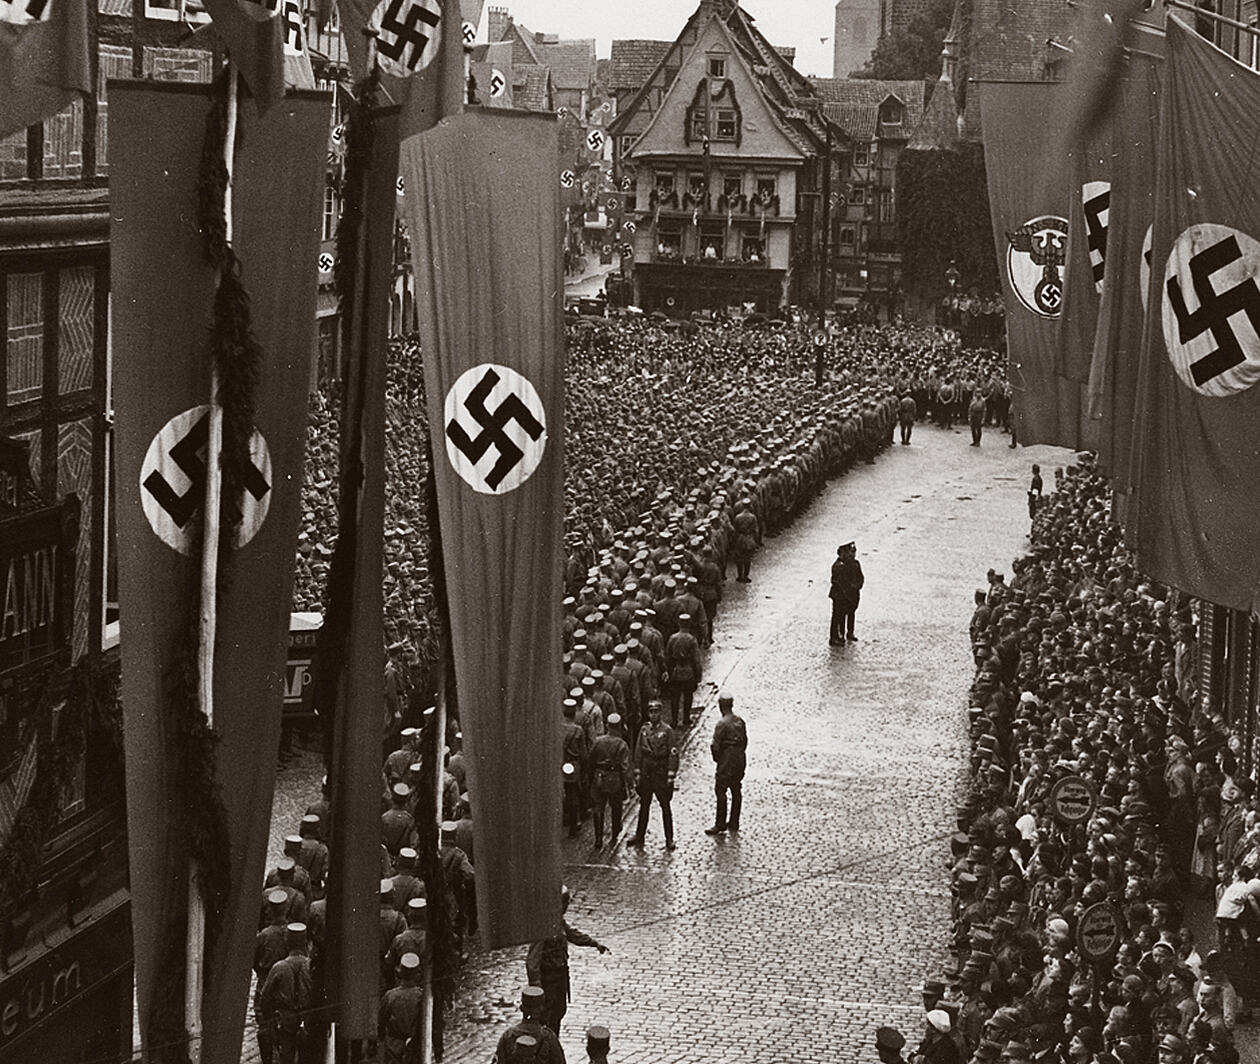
[110,82,328,1064]
[0,0,91,138]
[1087,48,1162,500]
[401,108,564,948]
[977,81,1094,450]
[1130,17,1260,611]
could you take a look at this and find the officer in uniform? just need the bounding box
[254,890,291,1064]
[898,393,917,444]
[297,814,329,898]
[628,700,679,850]
[730,500,758,583]
[257,923,312,1064]
[390,847,425,913]
[705,692,748,835]
[663,613,702,728]
[378,878,407,987]
[385,896,428,979]
[493,986,565,1064]
[378,951,423,1063]
[829,541,865,644]
[525,886,609,1035]
[694,545,723,646]
[588,713,632,848]
[381,782,416,862]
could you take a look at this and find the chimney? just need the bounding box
[488,5,511,42]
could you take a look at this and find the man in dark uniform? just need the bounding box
[585,1025,611,1063]
[254,890,291,1064]
[588,713,632,848]
[898,393,917,445]
[257,923,312,1064]
[730,500,758,583]
[385,897,428,980]
[493,986,566,1064]
[525,886,609,1035]
[378,878,407,988]
[829,541,865,644]
[381,782,416,862]
[628,700,679,849]
[694,544,723,647]
[378,952,423,1064]
[968,391,986,446]
[876,1025,909,1064]
[663,613,702,728]
[705,692,748,835]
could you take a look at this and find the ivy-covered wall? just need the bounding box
[896,143,999,300]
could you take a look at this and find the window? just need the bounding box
[839,226,855,246]
[854,145,869,166]
[699,223,724,260]
[322,175,339,242]
[880,101,904,126]
[690,111,707,140]
[6,273,44,405]
[654,170,675,195]
[708,56,727,78]
[878,189,894,223]
[741,234,765,262]
[687,171,706,197]
[145,0,210,21]
[849,186,866,206]
[656,225,682,260]
[618,134,635,158]
[714,109,737,140]
[723,173,742,198]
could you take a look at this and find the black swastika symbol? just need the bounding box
[4,0,49,20]
[1084,188,1109,286]
[446,368,544,490]
[281,0,302,51]
[143,413,270,529]
[1166,235,1260,387]
[377,0,440,71]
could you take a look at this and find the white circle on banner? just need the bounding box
[461,19,476,44]
[560,169,575,189]
[443,364,547,494]
[1006,215,1068,318]
[1140,225,1153,313]
[397,175,405,196]
[586,129,605,153]
[318,251,335,273]
[489,68,506,97]
[1081,180,1110,296]
[139,406,272,555]
[624,220,636,233]
[1161,222,1260,397]
[370,0,442,79]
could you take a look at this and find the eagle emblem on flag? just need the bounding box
[1006,215,1068,318]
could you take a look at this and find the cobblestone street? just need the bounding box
[435,425,1072,1063]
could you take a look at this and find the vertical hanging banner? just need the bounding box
[978,81,1092,449]
[0,0,92,138]
[402,108,564,948]
[1130,17,1260,611]
[110,81,329,1064]
[1057,124,1112,386]
[1088,50,1162,495]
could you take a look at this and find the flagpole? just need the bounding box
[185,59,236,1064]
[419,657,447,1064]
[1166,0,1260,36]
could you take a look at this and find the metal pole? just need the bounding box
[820,122,832,318]
[186,61,237,1064]
[1166,0,1260,36]
[420,648,448,1064]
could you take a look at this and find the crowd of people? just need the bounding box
[879,456,1259,1064]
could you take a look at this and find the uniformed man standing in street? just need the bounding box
[898,393,917,445]
[525,886,610,1035]
[628,700,679,849]
[730,500,758,583]
[588,713,632,848]
[378,951,423,1064]
[663,613,702,728]
[829,541,865,644]
[254,890,291,1064]
[705,692,748,836]
[257,922,312,1064]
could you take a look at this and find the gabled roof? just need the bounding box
[608,39,673,94]
[537,40,596,91]
[907,82,960,150]
[629,12,807,161]
[810,77,926,140]
[511,63,553,112]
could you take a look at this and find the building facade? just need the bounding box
[833,0,882,78]
[610,0,845,316]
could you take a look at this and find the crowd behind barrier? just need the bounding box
[898,455,1259,1064]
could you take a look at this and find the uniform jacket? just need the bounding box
[711,712,748,782]
[634,720,679,784]
[830,557,865,606]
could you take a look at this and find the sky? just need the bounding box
[484,0,839,79]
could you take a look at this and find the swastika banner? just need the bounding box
[1130,17,1260,611]
[1056,121,1111,386]
[1087,49,1162,500]
[977,82,1094,450]
[110,82,329,1064]
[401,109,564,948]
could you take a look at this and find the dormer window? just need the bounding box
[714,109,737,140]
[708,56,727,78]
[879,98,904,126]
[691,111,708,139]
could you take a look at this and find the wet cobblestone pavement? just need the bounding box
[424,425,1073,1063]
